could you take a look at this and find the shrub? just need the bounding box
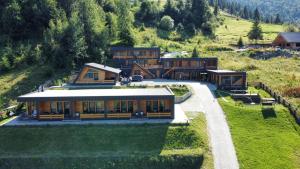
[284,87,300,97]
[204,45,233,51]
[159,15,174,31]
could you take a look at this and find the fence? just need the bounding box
[255,82,300,124]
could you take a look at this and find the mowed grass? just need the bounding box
[216,13,283,45]
[216,91,300,169]
[0,114,212,169]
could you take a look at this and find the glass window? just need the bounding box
[94,73,99,80]
[114,100,120,113]
[121,100,127,113]
[50,102,56,113]
[159,100,165,112]
[221,76,231,85]
[128,101,133,112]
[153,100,159,112]
[57,102,63,114]
[89,102,96,113]
[83,102,89,113]
[96,101,104,113]
[146,101,152,112]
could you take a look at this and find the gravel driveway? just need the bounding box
[131,79,239,169]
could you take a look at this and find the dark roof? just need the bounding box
[17,88,174,102]
[278,32,300,43]
[111,46,160,51]
[160,57,218,61]
[207,69,246,75]
[85,63,121,74]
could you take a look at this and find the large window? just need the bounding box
[114,100,121,113]
[50,102,56,113]
[121,100,127,113]
[153,100,158,112]
[128,101,133,112]
[57,102,63,114]
[159,100,165,112]
[146,101,152,112]
[221,76,231,85]
[83,101,105,114]
[96,101,105,113]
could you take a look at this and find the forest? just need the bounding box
[0,0,216,73]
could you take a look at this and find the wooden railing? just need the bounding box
[80,114,105,119]
[147,112,172,118]
[39,114,64,120]
[107,113,131,119]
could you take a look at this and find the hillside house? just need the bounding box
[73,63,121,85]
[273,32,300,49]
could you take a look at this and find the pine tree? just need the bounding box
[192,47,199,58]
[213,1,219,16]
[275,14,281,24]
[118,0,135,46]
[243,6,249,19]
[254,8,260,22]
[237,37,244,48]
[248,21,263,42]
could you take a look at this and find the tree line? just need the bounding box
[0,0,215,72]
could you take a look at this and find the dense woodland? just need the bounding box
[227,0,300,23]
[0,0,216,73]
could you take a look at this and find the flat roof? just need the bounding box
[18,88,174,101]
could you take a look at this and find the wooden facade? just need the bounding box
[273,32,300,50]
[73,63,121,85]
[208,70,247,90]
[18,88,175,121]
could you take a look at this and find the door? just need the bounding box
[64,102,71,118]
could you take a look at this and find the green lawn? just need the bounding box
[169,85,190,97]
[0,114,212,169]
[216,91,300,169]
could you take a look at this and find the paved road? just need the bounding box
[132,79,239,169]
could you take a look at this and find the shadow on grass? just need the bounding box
[262,107,277,119]
[0,124,204,169]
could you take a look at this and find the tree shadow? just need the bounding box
[262,107,277,119]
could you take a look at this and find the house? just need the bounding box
[273,32,300,49]
[207,70,247,90]
[17,88,175,120]
[111,47,219,81]
[73,63,121,85]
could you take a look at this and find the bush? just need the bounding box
[204,45,233,51]
[43,67,54,78]
[284,87,300,97]
[160,15,174,31]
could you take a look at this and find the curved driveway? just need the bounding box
[132,79,239,169]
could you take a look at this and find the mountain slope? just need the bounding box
[228,0,300,22]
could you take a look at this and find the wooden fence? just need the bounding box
[255,82,300,124]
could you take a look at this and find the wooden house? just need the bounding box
[73,63,121,85]
[273,32,300,49]
[161,57,218,80]
[207,70,247,90]
[17,88,175,120]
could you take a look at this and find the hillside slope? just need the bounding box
[228,0,300,22]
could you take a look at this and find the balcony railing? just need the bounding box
[147,112,171,118]
[39,114,64,120]
[80,114,105,119]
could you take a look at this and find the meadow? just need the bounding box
[216,91,300,169]
[0,114,212,169]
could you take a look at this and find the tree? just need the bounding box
[106,12,118,41]
[160,15,174,31]
[243,6,249,19]
[118,0,135,46]
[1,0,24,39]
[66,8,88,68]
[135,1,160,25]
[213,1,219,16]
[192,47,199,58]
[275,14,282,24]
[248,21,263,42]
[191,0,212,29]
[254,8,260,21]
[237,37,244,48]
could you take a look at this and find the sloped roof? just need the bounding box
[85,63,121,74]
[279,32,300,43]
[111,46,160,51]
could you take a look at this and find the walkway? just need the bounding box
[4,105,188,126]
[132,79,239,169]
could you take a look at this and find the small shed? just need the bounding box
[273,32,300,50]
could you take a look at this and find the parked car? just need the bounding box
[131,75,143,82]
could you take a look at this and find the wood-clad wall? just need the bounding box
[75,67,116,84]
